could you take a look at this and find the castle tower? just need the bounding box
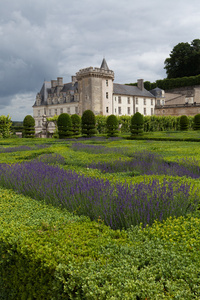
[76,59,114,115]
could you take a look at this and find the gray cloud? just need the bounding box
[1,0,200,120]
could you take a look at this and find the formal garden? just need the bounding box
[1,112,200,299]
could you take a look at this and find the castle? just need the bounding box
[33,59,157,135]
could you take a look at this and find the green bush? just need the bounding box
[130,112,144,135]
[180,115,189,131]
[81,110,96,137]
[23,115,35,138]
[106,114,118,137]
[193,114,200,130]
[57,113,72,138]
[71,114,81,136]
[96,115,107,134]
[0,115,12,138]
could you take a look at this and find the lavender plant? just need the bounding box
[0,161,197,229]
[0,144,49,153]
[89,151,200,178]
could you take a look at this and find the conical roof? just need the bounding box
[100,58,109,70]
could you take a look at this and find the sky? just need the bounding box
[1,0,200,121]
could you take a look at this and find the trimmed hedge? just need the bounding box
[1,188,200,299]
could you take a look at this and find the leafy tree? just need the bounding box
[130,112,144,136]
[23,115,35,138]
[71,114,81,136]
[0,115,12,138]
[106,115,118,137]
[57,113,72,139]
[164,39,200,78]
[81,110,96,137]
[179,115,189,131]
[193,114,200,130]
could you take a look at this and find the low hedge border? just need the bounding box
[1,187,200,299]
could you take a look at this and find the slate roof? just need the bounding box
[61,82,78,93]
[100,58,109,70]
[113,83,155,98]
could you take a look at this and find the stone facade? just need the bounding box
[33,59,156,135]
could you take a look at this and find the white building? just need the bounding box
[33,59,156,134]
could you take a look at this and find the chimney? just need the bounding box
[137,79,144,90]
[57,77,63,86]
[71,76,77,86]
[51,80,57,88]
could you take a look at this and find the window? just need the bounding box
[55,109,57,115]
[115,97,116,101]
[106,107,109,113]
[60,108,63,114]
[106,92,108,99]
[44,109,46,115]
[67,107,70,114]
[157,99,160,105]
[49,109,51,116]
[151,108,154,115]
[136,107,138,112]
[38,120,40,127]
[118,96,121,104]
[75,107,78,114]
[127,97,130,104]
[151,99,154,105]
[127,107,131,114]
[136,98,138,105]
[143,99,146,105]
[115,108,116,113]
[118,107,121,114]
[144,108,146,115]
[38,110,40,117]
[106,80,108,86]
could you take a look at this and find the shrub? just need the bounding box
[23,115,35,138]
[130,112,144,135]
[81,110,96,137]
[106,114,118,137]
[0,115,12,138]
[193,114,200,130]
[71,114,81,136]
[57,113,72,139]
[180,115,189,131]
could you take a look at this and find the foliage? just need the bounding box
[106,114,118,137]
[164,39,200,78]
[23,115,35,138]
[118,115,131,133]
[193,113,200,130]
[57,113,72,139]
[71,114,81,136]
[130,112,144,135]
[95,115,107,134]
[81,110,96,137]
[180,115,189,131]
[0,115,12,138]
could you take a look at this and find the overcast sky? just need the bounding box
[1,0,200,121]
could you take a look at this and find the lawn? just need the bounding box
[0,135,200,299]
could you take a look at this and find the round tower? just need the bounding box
[76,59,114,115]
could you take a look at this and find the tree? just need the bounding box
[179,115,189,131]
[81,110,96,137]
[71,114,81,136]
[164,39,200,79]
[106,114,118,137]
[0,115,12,138]
[57,113,72,139]
[23,115,35,138]
[130,112,144,136]
[193,114,200,130]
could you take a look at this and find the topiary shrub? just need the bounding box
[23,115,35,138]
[57,113,72,139]
[130,112,144,136]
[71,114,81,136]
[193,114,200,130]
[81,110,96,137]
[106,114,118,137]
[180,115,189,131]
